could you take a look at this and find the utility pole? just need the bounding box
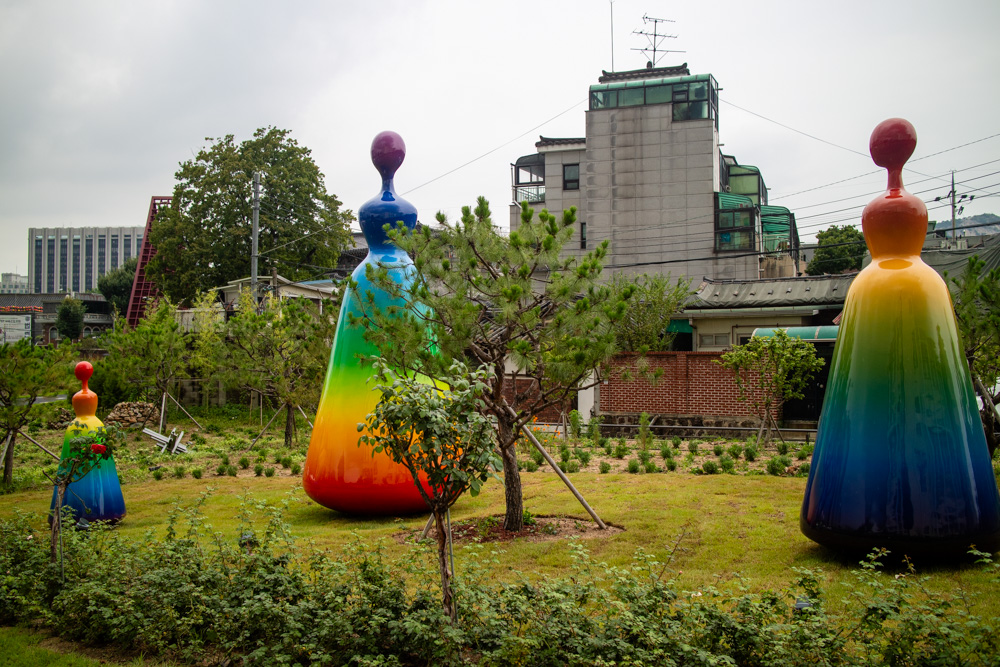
[271,265,279,300]
[251,172,260,301]
[934,170,975,240]
[631,14,684,68]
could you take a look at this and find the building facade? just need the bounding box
[27,226,146,294]
[0,273,29,294]
[510,64,799,283]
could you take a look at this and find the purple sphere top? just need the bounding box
[371,131,406,181]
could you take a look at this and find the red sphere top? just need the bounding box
[869,118,916,176]
[371,131,405,181]
[75,361,93,383]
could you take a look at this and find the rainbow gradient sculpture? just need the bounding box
[303,131,430,514]
[800,119,1000,555]
[50,361,126,524]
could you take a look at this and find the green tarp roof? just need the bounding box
[716,192,754,210]
[752,326,839,342]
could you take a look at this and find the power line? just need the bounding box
[720,99,869,158]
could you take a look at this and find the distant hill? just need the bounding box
[930,213,1000,236]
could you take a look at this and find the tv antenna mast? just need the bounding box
[631,14,685,67]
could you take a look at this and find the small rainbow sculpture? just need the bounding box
[801,119,1000,555]
[50,361,126,524]
[303,131,430,514]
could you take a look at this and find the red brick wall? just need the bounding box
[599,352,776,420]
[502,377,576,422]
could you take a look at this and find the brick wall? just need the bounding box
[599,352,776,421]
[502,377,576,422]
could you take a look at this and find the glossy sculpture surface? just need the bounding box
[50,361,126,523]
[800,118,1000,555]
[303,131,430,514]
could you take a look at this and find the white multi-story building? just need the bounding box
[510,63,799,282]
[0,273,29,294]
[27,227,145,294]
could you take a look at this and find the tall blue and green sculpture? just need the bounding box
[50,361,126,523]
[801,118,1000,555]
[303,131,430,514]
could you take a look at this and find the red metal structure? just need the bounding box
[125,196,172,327]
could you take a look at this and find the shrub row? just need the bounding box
[2,496,999,666]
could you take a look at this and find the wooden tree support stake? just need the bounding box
[247,406,284,450]
[165,392,204,430]
[16,430,60,461]
[296,404,314,430]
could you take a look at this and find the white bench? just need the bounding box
[142,427,187,454]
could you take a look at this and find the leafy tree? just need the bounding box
[948,255,1000,458]
[805,225,866,275]
[718,329,824,448]
[608,272,691,352]
[202,290,337,448]
[0,340,73,486]
[97,256,138,316]
[148,127,353,303]
[55,298,85,342]
[101,299,191,431]
[359,198,631,531]
[360,360,499,623]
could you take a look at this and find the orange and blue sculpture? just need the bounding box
[303,131,430,514]
[50,361,126,523]
[801,118,1000,555]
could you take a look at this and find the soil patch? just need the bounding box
[404,514,624,544]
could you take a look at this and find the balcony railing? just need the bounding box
[513,184,545,204]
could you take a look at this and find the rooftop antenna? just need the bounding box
[631,14,685,67]
[610,0,615,72]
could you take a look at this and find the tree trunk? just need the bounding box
[500,419,524,532]
[284,402,295,448]
[51,484,65,563]
[434,510,455,623]
[2,430,14,487]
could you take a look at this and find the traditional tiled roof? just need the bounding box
[685,275,855,310]
[535,136,586,149]
[598,63,690,83]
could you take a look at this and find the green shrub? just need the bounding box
[796,461,811,477]
[627,459,641,474]
[665,458,678,471]
[644,460,658,474]
[559,460,580,474]
[524,459,539,473]
[638,412,651,450]
[215,463,228,476]
[575,449,592,466]
[219,454,230,466]
[172,466,185,479]
[191,468,203,480]
[530,449,545,467]
[776,441,790,456]
[568,410,583,440]
[766,455,793,476]
[713,443,724,456]
[744,445,759,462]
[152,469,163,481]
[638,449,651,465]
[727,443,743,459]
[613,440,629,459]
[688,440,699,454]
[796,443,814,460]
[238,456,250,469]
[254,463,264,477]
[280,456,293,469]
[701,460,719,475]
[587,415,602,444]
[602,440,612,456]
[719,454,736,474]
[290,462,301,476]
[559,447,571,464]
[599,461,611,474]
[671,435,682,448]
[264,466,276,477]
[660,444,673,461]
[226,465,238,477]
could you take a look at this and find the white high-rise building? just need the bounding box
[27,227,145,294]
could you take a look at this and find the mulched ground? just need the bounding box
[411,514,624,545]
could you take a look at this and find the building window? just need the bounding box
[59,238,68,291]
[563,164,579,191]
[85,237,93,290]
[699,333,731,347]
[580,221,587,250]
[111,236,119,269]
[98,237,106,277]
[716,209,754,252]
[72,237,80,291]
[46,239,55,292]
[620,87,644,107]
[123,235,132,261]
[34,236,42,292]
[136,234,143,254]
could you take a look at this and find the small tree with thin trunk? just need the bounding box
[0,340,73,487]
[55,298,85,342]
[359,360,499,623]
[359,198,631,531]
[718,329,824,448]
[948,255,1000,458]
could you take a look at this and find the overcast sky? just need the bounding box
[2,0,998,275]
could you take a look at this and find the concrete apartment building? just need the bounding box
[0,273,29,294]
[27,226,146,294]
[510,63,799,283]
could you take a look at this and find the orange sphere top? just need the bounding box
[861,118,927,259]
[72,361,97,418]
